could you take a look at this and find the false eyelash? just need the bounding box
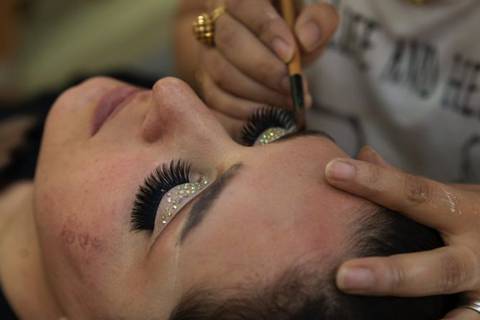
[240,107,296,146]
[131,160,191,232]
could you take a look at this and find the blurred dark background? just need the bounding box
[0,0,176,168]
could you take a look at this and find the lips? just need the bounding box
[92,86,142,135]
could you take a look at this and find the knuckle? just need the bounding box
[202,54,231,90]
[209,60,228,83]
[403,174,431,206]
[437,252,466,293]
[256,61,284,87]
[256,16,280,39]
[215,17,236,49]
[356,163,384,199]
[213,72,230,92]
[365,163,382,185]
[385,261,408,293]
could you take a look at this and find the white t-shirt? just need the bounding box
[307,0,480,183]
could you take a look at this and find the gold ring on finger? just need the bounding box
[192,5,226,48]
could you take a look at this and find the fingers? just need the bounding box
[443,308,480,320]
[295,3,339,63]
[336,246,480,296]
[225,0,296,62]
[215,12,289,93]
[203,49,291,108]
[198,70,263,120]
[325,158,478,234]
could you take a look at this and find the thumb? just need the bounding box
[295,3,339,53]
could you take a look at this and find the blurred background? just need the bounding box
[0,0,177,167]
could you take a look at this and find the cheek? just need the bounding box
[34,153,145,286]
[35,182,111,279]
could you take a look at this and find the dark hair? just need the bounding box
[168,208,460,320]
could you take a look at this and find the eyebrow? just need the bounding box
[177,130,333,245]
[178,163,243,245]
[272,129,335,144]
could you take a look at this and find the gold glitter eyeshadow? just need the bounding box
[255,127,288,145]
[160,177,209,225]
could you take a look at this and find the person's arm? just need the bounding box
[326,146,480,320]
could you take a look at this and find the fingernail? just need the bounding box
[337,267,375,291]
[281,76,291,93]
[303,77,312,108]
[272,37,293,63]
[305,93,313,109]
[326,160,356,181]
[298,21,322,52]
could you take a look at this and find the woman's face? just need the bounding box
[34,77,367,319]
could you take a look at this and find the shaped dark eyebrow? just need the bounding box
[177,130,333,245]
[178,163,243,245]
[271,129,334,144]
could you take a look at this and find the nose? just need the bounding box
[141,77,229,146]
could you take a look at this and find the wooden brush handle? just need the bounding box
[280,0,302,75]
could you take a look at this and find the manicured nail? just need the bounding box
[326,160,356,181]
[272,37,293,63]
[337,267,375,291]
[297,21,322,52]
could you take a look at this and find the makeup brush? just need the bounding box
[280,0,306,130]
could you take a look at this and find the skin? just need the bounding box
[175,0,339,121]
[325,149,480,320]
[176,2,480,319]
[0,77,371,319]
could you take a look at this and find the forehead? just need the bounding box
[224,136,357,238]
[177,137,362,284]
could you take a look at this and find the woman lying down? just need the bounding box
[0,77,458,319]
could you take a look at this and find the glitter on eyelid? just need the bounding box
[255,127,288,145]
[159,177,209,226]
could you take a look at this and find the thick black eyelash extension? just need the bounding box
[131,160,191,232]
[240,106,296,146]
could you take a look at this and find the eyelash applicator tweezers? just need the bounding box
[280,0,306,131]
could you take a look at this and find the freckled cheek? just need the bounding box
[58,222,113,280]
[37,151,140,276]
[40,198,117,279]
